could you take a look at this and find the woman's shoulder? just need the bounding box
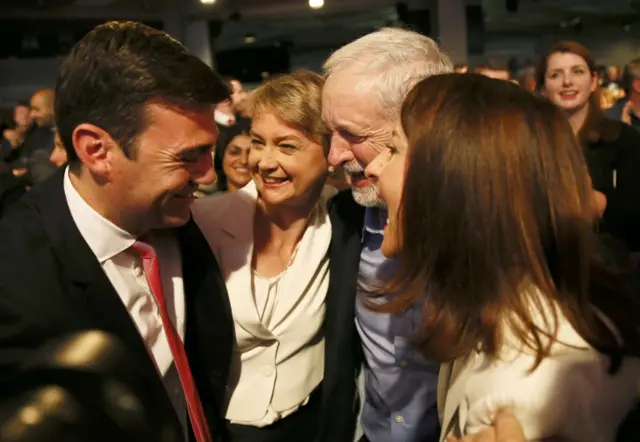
[457,298,640,439]
[191,191,234,222]
[191,183,257,230]
[461,348,640,440]
[616,120,640,146]
[598,118,640,147]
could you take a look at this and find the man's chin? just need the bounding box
[154,211,192,230]
[351,187,386,208]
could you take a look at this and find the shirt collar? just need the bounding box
[363,207,387,235]
[63,167,136,263]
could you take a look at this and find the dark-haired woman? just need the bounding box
[536,41,640,253]
[212,122,252,193]
[365,73,640,441]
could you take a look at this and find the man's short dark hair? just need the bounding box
[55,21,230,165]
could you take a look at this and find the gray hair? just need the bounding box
[324,27,453,120]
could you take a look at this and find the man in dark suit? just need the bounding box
[0,21,233,441]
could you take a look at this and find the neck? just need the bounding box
[253,200,314,251]
[226,181,241,193]
[566,102,590,136]
[69,168,143,236]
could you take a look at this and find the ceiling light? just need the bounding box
[309,0,324,9]
[200,0,216,4]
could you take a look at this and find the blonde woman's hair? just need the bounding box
[251,70,328,151]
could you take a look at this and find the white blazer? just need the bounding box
[438,296,640,442]
[191,181,334,426]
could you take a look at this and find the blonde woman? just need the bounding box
[192,71,356,442]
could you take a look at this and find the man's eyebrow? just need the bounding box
[334,123,362,133]
[179,143,214,154]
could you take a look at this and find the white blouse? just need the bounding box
[192,182,336,427]
[438,293,640,442]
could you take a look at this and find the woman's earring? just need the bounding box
[328,165,335,173]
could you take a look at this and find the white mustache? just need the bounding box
[342,161,364,174]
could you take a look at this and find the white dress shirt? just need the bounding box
[63,167,188,433]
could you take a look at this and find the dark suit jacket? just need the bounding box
[0,173,26,219]
[318,189,365,442]
[585,122,640,252]
[0,169,234,440]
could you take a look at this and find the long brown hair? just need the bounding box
[535,40,619,144]
[385,73,640,370]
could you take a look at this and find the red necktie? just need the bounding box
[131,238,212,442]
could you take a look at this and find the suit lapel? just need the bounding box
[178,217,233,432]
[324,191,365,394]
[217,183,274,340]
[33,170,155,361]
[439,357,470,441]
[27,169,178,424]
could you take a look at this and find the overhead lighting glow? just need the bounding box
[309,0,324,9]
[200,0,216,4]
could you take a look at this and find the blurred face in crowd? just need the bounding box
[73,102,217,234]
[14,104,32,132]
[249,111,328,210]
[30,90,55,128]
[222,134,252,192]
[543,52,597,114]
[323,70,391,207]
[50,132,68,167]
[230,80,249,113]
[363,120,408,257]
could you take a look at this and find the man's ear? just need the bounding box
[72,124,119,178]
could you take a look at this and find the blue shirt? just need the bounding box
[356,208,440,442]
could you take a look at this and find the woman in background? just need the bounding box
[365,73,640,441]
[536,41,640,253]
[213,122,252,193]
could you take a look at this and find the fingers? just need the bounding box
[494,411,526,442]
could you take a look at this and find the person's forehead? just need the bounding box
[324,75,383,125]
[548,52,588,68]
[143,103,216,145]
